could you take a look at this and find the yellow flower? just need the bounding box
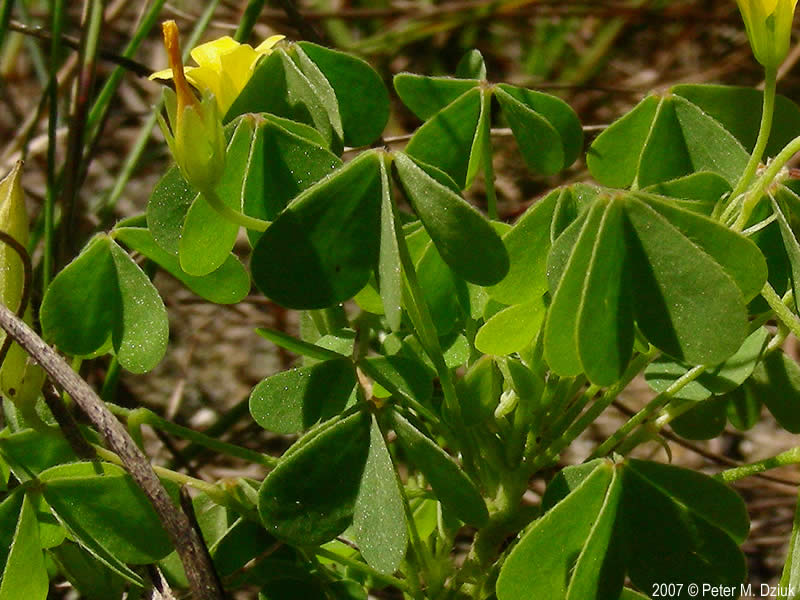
[151,30,284,115]
[156,21,226,193]
[736,0,799,67]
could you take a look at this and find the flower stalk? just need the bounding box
[155,21,271,231]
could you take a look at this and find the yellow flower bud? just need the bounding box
[156,21,227,193]
[736,0,799,68]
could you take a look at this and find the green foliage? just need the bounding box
[0,495,47,600]
[392,412,488,526]
[258,411,371,546]
[40,235,168,373]
[11,16,800,600]
[251,151,382,308]
[499,459,748,600]
[249,358,356,433]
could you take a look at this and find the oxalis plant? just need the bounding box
[8,2,800,600]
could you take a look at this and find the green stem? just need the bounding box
[315,547,411,593]
[610,365,706,457]
[0,0,13,50]
[13,1,48,84]
[180,397,251,462]
[308,307,347,336]
[456,479,524,597]
[731,102,800,231]
[542,377,590,435]
[107,404,277,468]
[525,379,593,463]
[383,153,474,471]
[548,350,658,463]
[57,0,104,264]
[234,0,266,42]
[86,0,166,140]
[526,352,655,474]
[358,358,446,432]
[99,355,120,403]
[762,281,800,340]
[481,91,498,220]
[203,188,270,232]
[387,160,459,421]
[42,0,65,291]
[93,445,223,499]
[716,446,800,483]
[731,66,777,203]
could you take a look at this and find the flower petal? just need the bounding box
[190,36,240,69]
[149,68,175,81]
[185,65,229,111]
[219,44,261,93]
[255,35,285,54]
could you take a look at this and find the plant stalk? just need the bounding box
[0,302,224,600]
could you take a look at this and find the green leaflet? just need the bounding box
[625,198,748,364]
[620,460,748,596]
[671,84,800,157]
[393,152,508,287]
[588,93,749,188]
[378,156,404,331]
[179,114,253,275]
[249,358,356,434]
[669,396,729,440]
[394,74,480,120]
[227,49,340,150]
[113,227,249,305]
[405,88,482,188]
[400,81,582,186]
[147,114,343,275]
[456,49,487,80]
[50,543,126,600]
[487,188,559,305]
[577,198,633,385]
[416,240,469,336]
[258,411,371,546]
[0,428,77,482]
[497,461,623,600]
[456,355,502,426]
[39,462,176,585]
[251,151,382,309]
[772,193,800,313]
[298,42,389,147]
[544,193,763,384]
[40,236,168,373]
[499,459,748,600]
[392,412,488,526]
[360,355,433,405]
[474,298,546,356]
[495,83,583,175]
[351,417,407,574]
[544,201,608,380]
[643,172,730,208]
[637,192,767,302]
[0,494,47,600]
[749,350,800,433]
